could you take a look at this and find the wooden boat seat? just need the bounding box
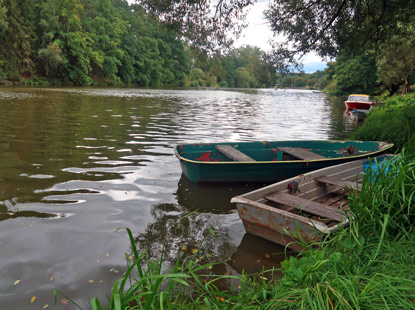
[215,145,256,162]
[264,192,348,222]
[315,176,361,191]
[277,147,327,160]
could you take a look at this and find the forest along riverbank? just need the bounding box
[0,87,354,308]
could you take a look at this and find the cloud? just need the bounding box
[234,2,273,51]
[234,2,327,72]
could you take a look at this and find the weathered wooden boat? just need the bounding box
[174,140,393,183]
[231,155,392,251]
[344,94,374,110]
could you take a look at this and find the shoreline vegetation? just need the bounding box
[0,0,327,90]
[55,94,415,310]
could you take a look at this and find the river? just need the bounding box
[0,87,357,308]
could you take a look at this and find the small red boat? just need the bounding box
[345,94,374,110]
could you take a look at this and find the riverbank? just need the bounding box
[351,94,415,150]
[82,95,415,309]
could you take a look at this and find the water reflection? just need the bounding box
[132,202,293,289]
[229,234,294,275]
[0,203,57,221]
[0,87,358,309]
[175,175,264,214]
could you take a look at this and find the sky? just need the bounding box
[234,1,327,73]
[126,0,327,72]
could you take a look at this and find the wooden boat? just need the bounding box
[344,94,374,110]
[174,140,393,183]
[231,155,392,251]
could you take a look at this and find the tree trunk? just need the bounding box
[402,76,410,95]
[388,83,401,96]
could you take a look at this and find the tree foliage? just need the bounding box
[265,0,415,58]
[263,0,415,94]
[187,45,277,88]
[0,0,191,86]
[134,0,254,51]
[333,54,378,96]
[376,32,415,95]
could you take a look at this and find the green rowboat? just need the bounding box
[174,140,393,183]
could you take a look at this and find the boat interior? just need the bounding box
[176,141,382,163]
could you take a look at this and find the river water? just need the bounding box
[0,87,356,308]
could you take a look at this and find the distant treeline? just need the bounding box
[0,0,330,89]
[0,0,190,86]
[0,0,269,87]
[275,70,327,90]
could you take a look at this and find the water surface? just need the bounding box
[0,87,356,308]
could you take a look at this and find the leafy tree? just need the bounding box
[134,0,254,51]
[234,67,253,88]
[0,1,7,33]
[37,0,97,85]
[58,31,98,85]
[0,0,36,80]
[332,54,378,96]
[208,58,226,85]
[37,42,63,77]
[265,0,415,59]
[377,34,415,95]
[82,0,126,84]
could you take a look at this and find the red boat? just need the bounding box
[345,94,374,110]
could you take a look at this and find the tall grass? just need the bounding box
[348,138,415,240]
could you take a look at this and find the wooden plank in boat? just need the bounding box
[264,192,347,222]
[215,145,256,162]
[277,147,327,160]
[315,176,361,191]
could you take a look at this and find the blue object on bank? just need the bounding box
[363,155,395,176]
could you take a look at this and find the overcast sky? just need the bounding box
[126,0,327,72]
[234,1,327,72]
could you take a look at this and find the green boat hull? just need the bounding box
[174,140,393,183]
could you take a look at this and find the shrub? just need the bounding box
[350,95,415,150]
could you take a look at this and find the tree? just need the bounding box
[37,42,63,77]
[265,0,415,59]
[234,67,253,88]
[38,0,97,85]
[134,0,254,51]
[82,0,126,84]
[332,54,378,96]
[0,0,36,80]
[377,33,415,95]
[0,1,7,33]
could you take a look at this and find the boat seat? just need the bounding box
[264,192,348,222]
[277,147,327,160]
[215,145,256,162]
[315,176,361,191]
